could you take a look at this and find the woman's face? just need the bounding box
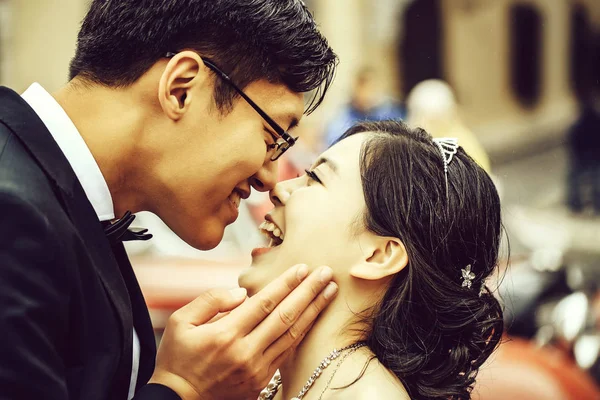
[238,133,371,296]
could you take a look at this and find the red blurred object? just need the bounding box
[133,256,600,399]
[475,337,600,400]
[131,255,248,331]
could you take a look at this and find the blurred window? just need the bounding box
[570,3,597,101]
[509,4,542,109]
[399,0,443,97]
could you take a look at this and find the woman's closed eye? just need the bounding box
[305,169,322,184]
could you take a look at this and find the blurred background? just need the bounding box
[2,0,600,398]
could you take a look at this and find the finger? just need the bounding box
[173,287,247,327]
[262,345,296,390]
[223,264,311,335]
[290,320,315,351]
[250,268,337,351]
[262,284,332,363]
[259,347,293,390]
[271,347,294,371]
[266,321,310,374]
[206,297,251,324]
[206,310,232,324]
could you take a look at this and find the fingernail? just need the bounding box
[320,267,333,283]
[297,264,309,280]
[323,282,338,300]
[230,287,247,300]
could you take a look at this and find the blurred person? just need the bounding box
[0,1,339,400]
[323,67,405,148]
[240,120,504,400]
[406,79,491,172]
[567,94,600,214]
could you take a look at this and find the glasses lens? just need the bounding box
[270,142,289,161]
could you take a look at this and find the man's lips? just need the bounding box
[226,192,241,222]
[234,186,251,201]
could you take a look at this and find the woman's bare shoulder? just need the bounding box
[327,352,411,400]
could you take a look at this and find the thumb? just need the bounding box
[174,287,247,327]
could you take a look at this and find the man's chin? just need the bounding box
[180,222,226,251]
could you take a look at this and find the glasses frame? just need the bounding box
[165,52,297,161]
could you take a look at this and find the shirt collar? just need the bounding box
[21,83,115,221]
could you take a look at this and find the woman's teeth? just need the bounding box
[259,221,284,245]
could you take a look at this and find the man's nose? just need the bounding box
[249,159,279,192]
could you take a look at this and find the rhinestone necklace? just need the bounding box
[259,342,367,400]
[314,344,365,400]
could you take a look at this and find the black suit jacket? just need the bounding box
[0,87,179,400]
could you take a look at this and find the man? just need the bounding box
[323,67,405,149]
[0,1,338,399]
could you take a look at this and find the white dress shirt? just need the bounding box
[22,83,141,400]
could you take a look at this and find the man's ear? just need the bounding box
[350,235,408,281]
[158,51,205,121]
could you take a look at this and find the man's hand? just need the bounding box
[149,264,337,400]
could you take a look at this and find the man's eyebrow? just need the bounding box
[265,116,298,136]
[312,157,338,174]
[287,117,299,131]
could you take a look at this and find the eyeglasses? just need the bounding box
[165,52,297,161]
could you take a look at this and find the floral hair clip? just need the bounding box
[461,264,476,289]
[461,264,488,297]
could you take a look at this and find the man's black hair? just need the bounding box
[69,0,337,114]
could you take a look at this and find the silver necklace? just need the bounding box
[259,342,367,400]
[315,343,364,400]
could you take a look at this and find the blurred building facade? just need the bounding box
[0,0,86,93]
[1,0,599,159]
[311,0,600,160]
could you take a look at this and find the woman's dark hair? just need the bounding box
[69,0,337,114]
[337,120,504,400]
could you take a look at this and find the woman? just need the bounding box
[238,120,504,400]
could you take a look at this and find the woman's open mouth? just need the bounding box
[251,218,284,257]
[258,219,284,247]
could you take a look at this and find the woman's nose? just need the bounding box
[270,179,294,206]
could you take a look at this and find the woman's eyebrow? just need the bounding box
[312,157,339,175]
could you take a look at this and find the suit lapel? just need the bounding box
[60,189,134,399]
[0,86,134,398]
[111,242,157,387]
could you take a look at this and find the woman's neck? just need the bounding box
[277,299,363,400]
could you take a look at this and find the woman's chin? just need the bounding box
[240,249,288,296]
[237,268,260,296]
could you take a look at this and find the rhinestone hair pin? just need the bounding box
[461,264,487,296]
[432,137,459,197]
[461,264,476,289]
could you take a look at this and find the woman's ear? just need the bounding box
[350,235,408,281]
[158,51,204,121]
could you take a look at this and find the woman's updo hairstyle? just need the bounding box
[337,120,504,400]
